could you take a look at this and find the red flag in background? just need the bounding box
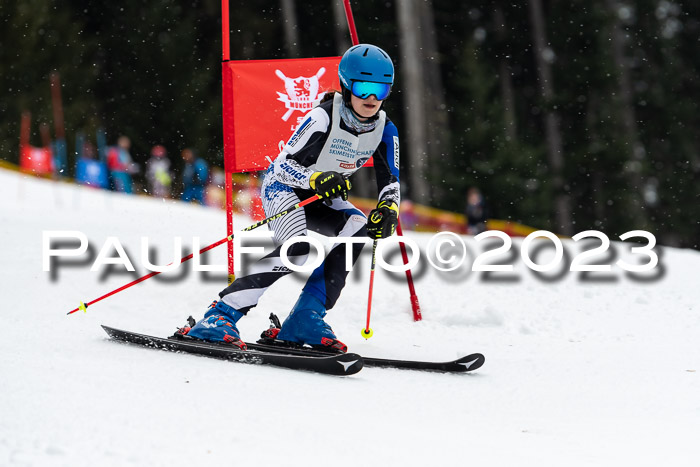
[20,146,54,175]
[223,56,342,173]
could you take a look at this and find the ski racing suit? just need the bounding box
[218,93,400,314]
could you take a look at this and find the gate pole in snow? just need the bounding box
[341,0,422,322]
[222,0,236,284]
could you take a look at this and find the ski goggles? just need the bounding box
[350,81,392,100]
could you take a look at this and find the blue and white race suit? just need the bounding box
[219,93,400,312]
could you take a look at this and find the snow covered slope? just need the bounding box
[1,168,699,466]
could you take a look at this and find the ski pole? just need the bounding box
[67,194,321,315]
[361,238,379,339]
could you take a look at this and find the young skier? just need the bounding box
[182,44,400,352]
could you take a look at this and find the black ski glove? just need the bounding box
[310,171,352,201]
[367,201,399,239]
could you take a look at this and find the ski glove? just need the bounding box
[310,171,352,201]
[367,201,399,239]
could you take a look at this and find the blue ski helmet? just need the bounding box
[338,44,395,91]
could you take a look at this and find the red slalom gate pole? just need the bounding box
[342,0,360,46]
[221,0,235,285]
[221,0,230,61]
[66,195,321,315]
[396,220,421,321]
[342,0,422,322]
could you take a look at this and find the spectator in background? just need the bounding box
[75,140,110,189]
[145,145,172,198]
[465,187,489,235]
[205,167,227,209]
[181,148,208,204]
[107,135,138,193]
[82,141,97,160]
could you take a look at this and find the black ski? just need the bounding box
[244,340,485,373]
[101,326,363,376]
[246,314,485,373]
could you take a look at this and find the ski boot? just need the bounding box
[273,292,347,353]
[185,300,247,350]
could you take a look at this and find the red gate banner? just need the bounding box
[223,56,342,173]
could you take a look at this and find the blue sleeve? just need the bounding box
[381,121,400,181]
[374,120,400,206]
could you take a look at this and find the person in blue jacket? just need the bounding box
[181,44,401,352]
[107,136,138,193]
[181,148,209,204]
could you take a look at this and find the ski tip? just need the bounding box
[335,352,364,375]
[455,353,485,372]
[101,325,124,340]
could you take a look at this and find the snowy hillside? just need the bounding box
[1,168,699,467]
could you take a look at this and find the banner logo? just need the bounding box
[276,67,327,121]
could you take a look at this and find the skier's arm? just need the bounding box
[366,121,400,239]
[373,121,400,207]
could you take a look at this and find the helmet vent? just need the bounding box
[360,71,372,75]
[363,48,369,56]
